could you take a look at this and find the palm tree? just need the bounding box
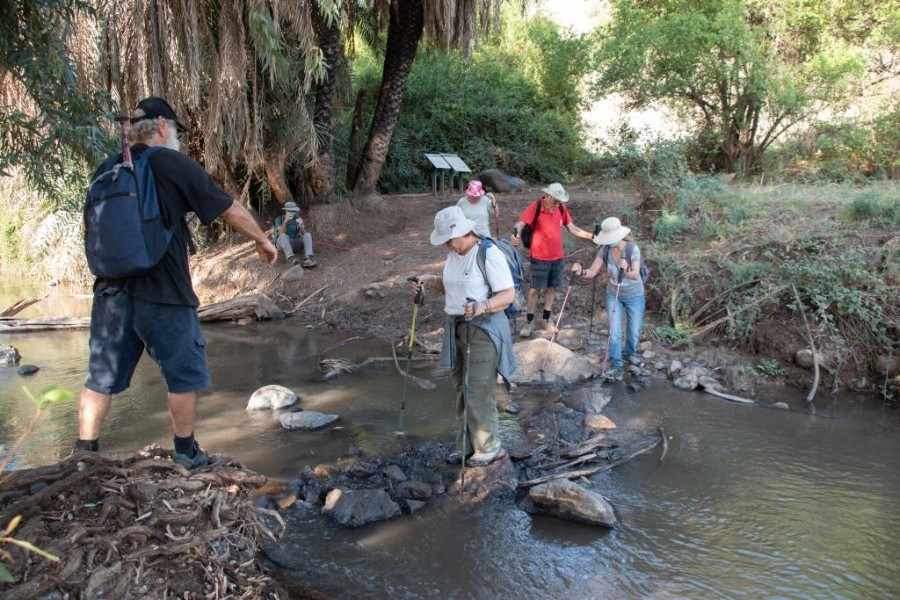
[349,0,505,196]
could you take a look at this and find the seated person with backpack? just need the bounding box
[273,201,317,268]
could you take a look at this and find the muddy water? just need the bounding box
[2,318,900,598]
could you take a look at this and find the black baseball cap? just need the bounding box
[130,96,189,133]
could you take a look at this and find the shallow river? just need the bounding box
[2,299,899,598]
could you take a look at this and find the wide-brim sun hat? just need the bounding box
[430,206,476,246]
[541,182,569,203]
[283,201,300,212]
[465,180,485,197]
[593,216,631,246]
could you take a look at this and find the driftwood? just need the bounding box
[702,387,758,405]
[518,433,661,489]
[390,342,438,390]
[791,284,820,406]
[1,295,48,317]
[197,293,285,322]
[0,316,91,333]
[0,293,285,331]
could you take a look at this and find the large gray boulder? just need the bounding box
[322,488,401,527]
[247,385,298,410]
[512,339,600,384]
[562,386,612,414]
[477,169,527,193]
[526,479,618,527]
[279,411,339,430]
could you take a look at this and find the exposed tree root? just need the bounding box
[0,446,287,599]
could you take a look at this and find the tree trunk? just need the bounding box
[263,139,295,207]
[305,4,342,204]
[345,88,368,191]
[350,0,424,196]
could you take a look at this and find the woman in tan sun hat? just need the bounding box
[456,179,498,238]
[572,216,646,381]
[411,206,516,467]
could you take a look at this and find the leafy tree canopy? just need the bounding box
[0,0,114,194]
[592,0,897,174]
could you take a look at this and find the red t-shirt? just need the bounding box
[519,201,571,261]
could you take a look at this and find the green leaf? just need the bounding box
[39,386,75,404]
[0,561,14,583]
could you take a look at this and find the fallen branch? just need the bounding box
[1,295,48,317]
[659,426,668,464]
[702,387,758,405]
[683,285,788,343]
[390,341,437,390]
[791,284,819,406]
[518,438,660,489]
[289,284,328,313]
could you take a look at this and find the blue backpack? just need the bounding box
[83,146,172,279]
[475,236,526,317]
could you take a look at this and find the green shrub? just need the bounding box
[652,209,687,243]
[757,359,785,378]
[845,188,900,227]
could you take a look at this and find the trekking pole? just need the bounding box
[588,222,601,338]
[600,267,627,377]
[396,278,425,437]
[460,297,476,486]
[493,201,500,239]
[588,276,597,337]
[539,269,578,375]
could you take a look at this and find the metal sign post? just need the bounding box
[441,154,472,194]
[424,153,451,195]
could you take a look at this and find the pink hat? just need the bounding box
[465,180,485,197]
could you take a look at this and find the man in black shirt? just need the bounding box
[76,97,277,468]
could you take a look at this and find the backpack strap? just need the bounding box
[475,236,494,295]
[624,242,637,270]
[529,201,541,231]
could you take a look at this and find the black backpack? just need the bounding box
[83,146,173,279]
[602,241,649,284]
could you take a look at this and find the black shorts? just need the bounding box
[529,258,565,290]
[84,287,210,395]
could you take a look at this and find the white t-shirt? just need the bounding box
[442,242,513,315]
[456,195,493,238]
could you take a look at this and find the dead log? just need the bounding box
[197,293,285,322]
[0,316,91,333]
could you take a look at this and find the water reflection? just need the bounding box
[2,321,900,598]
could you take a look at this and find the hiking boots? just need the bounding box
[602,366,625,381]
[625,354,645,368]
[467,447,508,467]
[173,440,209,470]
[541,320,558,334]
[519,321,534,338]
[301,255,318,268]
[289,255,301,266]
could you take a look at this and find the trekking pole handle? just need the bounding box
[465,297,477,321]
[407,277,426,305]
[617,264,626,283]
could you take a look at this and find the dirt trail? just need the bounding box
[193,179,644,340]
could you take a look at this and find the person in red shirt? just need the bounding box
[510,183,593,337]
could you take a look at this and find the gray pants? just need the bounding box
[275,232,313,259]
[451,322,500,455]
